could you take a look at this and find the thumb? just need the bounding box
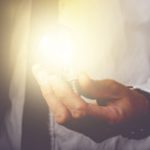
[77,73,102,99]
[77,74,124,100]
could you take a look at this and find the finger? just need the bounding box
[87,103,122,124]
[32,65,71,124]
[76,73,98,98]
[49,76,88,119]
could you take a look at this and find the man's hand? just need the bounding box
[32,66,149,125]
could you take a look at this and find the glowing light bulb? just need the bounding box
[35,28,74,71]
[32,26,80,88]
[32,27,97,104]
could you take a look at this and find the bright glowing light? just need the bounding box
[35,27,75,72]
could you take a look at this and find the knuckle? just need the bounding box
[72,110,87,119]
[107,107,123,124]
[72,103,88,119]
[75,102,87,112]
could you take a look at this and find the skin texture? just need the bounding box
[32,65,149,125]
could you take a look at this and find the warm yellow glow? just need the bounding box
[57,0,126,80]
[31,0,125,81]
[35,27,74,72]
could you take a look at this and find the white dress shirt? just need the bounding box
[1,0,150,150]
